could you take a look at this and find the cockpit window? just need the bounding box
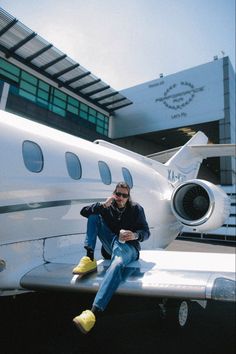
[98,161,111,185]
[122,167,133,188]
[66,152,82,180]
[22,140,44,173]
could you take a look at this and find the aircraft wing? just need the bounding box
[148,144,236,163]
[20,250,235,302]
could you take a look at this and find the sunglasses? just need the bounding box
[115,192,129,198]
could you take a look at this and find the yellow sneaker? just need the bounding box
[72,256,97,275]
[73,310,96,334]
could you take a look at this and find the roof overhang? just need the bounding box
[0,8,133,113]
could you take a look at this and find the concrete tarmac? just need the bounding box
[1,239,235,354]
[167,238,236,253]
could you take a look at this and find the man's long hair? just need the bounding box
[113,181,133,206]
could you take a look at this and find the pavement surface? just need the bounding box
[1,239,235,354]
[167,238,236,253]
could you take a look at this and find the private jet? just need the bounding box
[0,110,235,328]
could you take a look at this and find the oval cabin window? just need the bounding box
[122,167,133,188]
[66,152,82,180]
[98,161,111,185]
[22,140,44,173]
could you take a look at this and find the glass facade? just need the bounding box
[0,58,109,136]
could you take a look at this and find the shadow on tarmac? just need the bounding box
[1,291,235,354]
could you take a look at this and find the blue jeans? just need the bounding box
[84,214,139,311]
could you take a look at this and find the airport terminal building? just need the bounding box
[0,8,235,241]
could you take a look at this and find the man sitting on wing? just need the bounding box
[72,181,150,334]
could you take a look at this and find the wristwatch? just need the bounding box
[133,233,139,240]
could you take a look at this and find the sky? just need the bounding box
[0,0,235,90]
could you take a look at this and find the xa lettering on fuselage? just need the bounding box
[168,169,186,182]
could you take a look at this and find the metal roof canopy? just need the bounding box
[0,8,132,113]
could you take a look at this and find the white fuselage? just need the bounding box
[0,111,181,293]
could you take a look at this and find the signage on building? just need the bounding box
[155,81,205,119]
[112,59,225,138]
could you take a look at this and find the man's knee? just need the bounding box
[112,243,137,265]
[87,214,100,224]
[110,255,124,270]
[111,247,126,265]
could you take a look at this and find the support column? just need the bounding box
[219,57,234,185]
[0,82,10,110]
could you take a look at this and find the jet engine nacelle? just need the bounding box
[171,179,231,232]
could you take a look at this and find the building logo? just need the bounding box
[155,81,204,110]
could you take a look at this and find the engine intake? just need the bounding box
[171,179,231,232]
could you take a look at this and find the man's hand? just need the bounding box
[119,230,138,242]
[102,194,116,208]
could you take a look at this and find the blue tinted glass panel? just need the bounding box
[80,103,88,112]
[97,119,104,127]
[22,141,44,173]
[88,115,96,123]
[68,104,78,115]
[39,80,49,91]
[53,97,66,108]
[98,161,111,185]
[66,152,82,180]
[20,81,37,94]
[51,105,65,117]
[21,71,37,84]
[96,126,104,134]
[122,167,133,188]
[0,59,20,82]
[38,89,49,101]
[68,96,79,107]
[54,88,66,100]
[19,89,36,102]
[97,112,105,120]
[79,110,88,120]
[89,107,96,116]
